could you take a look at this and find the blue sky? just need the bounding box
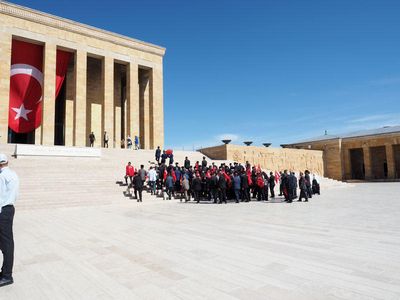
[12,0,400,149]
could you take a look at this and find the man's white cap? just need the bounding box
[0,154,8,164]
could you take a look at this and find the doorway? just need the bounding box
[350,148,365,179]
[370,146,387,179]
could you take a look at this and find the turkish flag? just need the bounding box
[8,40,44,133]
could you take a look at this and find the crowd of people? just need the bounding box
[123,149,321,203]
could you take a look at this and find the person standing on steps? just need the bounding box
[89,132,95,147]
[134,136,140,150]
[103,131,109,148]
[184,157,190,170]
[0,154,19,287]
[126,135,133,149]
[155,146,161,164]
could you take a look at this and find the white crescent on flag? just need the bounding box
[10,63,44,103]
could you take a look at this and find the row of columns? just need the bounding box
[0,33,164,149]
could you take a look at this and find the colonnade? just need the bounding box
[0,33,164,149]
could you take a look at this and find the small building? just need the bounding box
[282,126,400,181]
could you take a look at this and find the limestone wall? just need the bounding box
[201,144,324,175]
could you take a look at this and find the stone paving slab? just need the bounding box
[2,183,400,299]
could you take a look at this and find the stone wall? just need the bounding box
[200,144,324,175]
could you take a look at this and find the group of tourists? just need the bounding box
[89,131,140,149]
[123,148,320,203]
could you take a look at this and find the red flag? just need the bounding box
[275,171,280,184]
[246,168,252,185]
[9,40,43,133]
[55,50,71,97]
[8,41,71,134]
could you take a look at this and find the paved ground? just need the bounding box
[3,183,400,299]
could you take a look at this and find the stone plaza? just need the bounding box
[2,181,400,299]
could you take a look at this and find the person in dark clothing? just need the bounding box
[169,153,174,166]
[165,173,174,200]
[184,157,191,169]
[268,172,275,198]
[161,151,167,165]
[289,172,297,200]
[298,172,308,202]
[312,175,320,195]
[251,168,257,199]
[133,172,143,202]
[192,174,202,203]
[262,172,269,201]
[305,170,313,198]
[201,157,207,170]
[218,173,227,204]
[279,171,284,196]
[233,172,241,203]
[288,172,297,202]
[281,170,291,202]
[174,167,182,195]
[209,174,218,203]
[240,171,250,202]
[89,132,95,147]
[155,146,161,164]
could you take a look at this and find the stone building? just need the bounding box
[0,1,165,149]
[282,126,400,181]
[200,144,324,176]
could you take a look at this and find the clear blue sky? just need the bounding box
[12,0,400,149]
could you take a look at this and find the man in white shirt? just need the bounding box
[0,154,19,287]
[148,166,157,195]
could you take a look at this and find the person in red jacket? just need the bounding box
[124,162,135,185]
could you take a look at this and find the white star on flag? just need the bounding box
[12,104,32,121]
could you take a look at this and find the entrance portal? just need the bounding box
[114,63,127,147]
[393,145,400,179]
[370,146,387,179]
[54,80,66,145]
[350,148,365,179]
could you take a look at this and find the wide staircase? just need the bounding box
[0,144,348,210]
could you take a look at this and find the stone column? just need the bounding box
[385,143,395,179]
[127,62,139,140]
[139,70,150,149]
[103,56,114,147]
[64,55,75,147]
[363,145,372,180]
[74,49,87,147]
[0,32,11,144]
[41,43,57,146]
[152,65,164,149]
